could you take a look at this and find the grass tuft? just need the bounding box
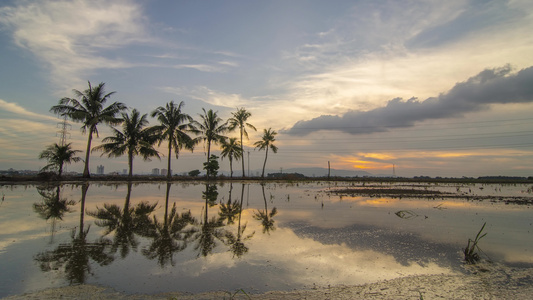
[463,222,488,264]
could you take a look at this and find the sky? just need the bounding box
[1,0,533,178]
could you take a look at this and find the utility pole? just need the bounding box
[328,161,331,179]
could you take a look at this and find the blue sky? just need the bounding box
[1,0,533,177]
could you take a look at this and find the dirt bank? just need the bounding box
[4,264,533,300]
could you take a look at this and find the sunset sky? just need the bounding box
[1,0,532,177]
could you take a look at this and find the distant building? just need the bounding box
[152,168,160,176]
[161,169,168,176]
[96,165,104,175]
[123,169,127,175]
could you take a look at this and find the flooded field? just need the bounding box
[0,180,532,298]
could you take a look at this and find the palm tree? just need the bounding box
[228,108,256,177]
[141,182,196,267]
[92,109,160,177]
[187,183,227,257]
[87,182,157,258]
[34,183,114,284]
[224,183,254,257]
[34,185,77,242]
[220,137,243,178]
[254,128,278,178]
[50,81,126,178]
[38,143,82,177]
[192,108,229,179]
[219,183,240,224]
[151,101,196,179]
[253,183,278,234]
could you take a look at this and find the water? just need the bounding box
[0,181,531,297]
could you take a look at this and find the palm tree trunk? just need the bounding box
[206,140,211,179]
[230,157,233,178]
[128,152,133,178]
[240,128,245,178]
[83,129,94,178]
[261,147,269,178]
[164,182,171,226]
[79,183,89,236]
[167,142,172,179]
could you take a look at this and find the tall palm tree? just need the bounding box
[87,182,157,258]
[253,183,278,234]
[224,183,254,257]
[254,128,278,178]
[187,183,227,257]
[34,183,114,284]
[220,137,243,178]
[39,143,82,177]
[92,109,160,177]
[34,185,77,242]
[151,101,196,179]
[219,183,240,224]
[228,108,256,177]
[192,108,228,179]
[50,81,126,178]
[141,182,196,267]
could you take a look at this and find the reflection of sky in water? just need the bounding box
[0,182,531,297]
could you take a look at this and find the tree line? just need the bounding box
[39,81,278,179]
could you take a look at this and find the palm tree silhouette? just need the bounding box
[92,109,160,178]
[151,101,196,179]
[192,108,228,179]
[225,183,254,257]
[87,182,157,258]
[34,185,77,242]
[253,183,278,234]
[254,128,278,178]
[220,137,243,178]
[34,183,114,284]
[50,81,126,178]
[187,183,227,257]
[219,183,240,225]
[141,182,196,267]
[38,143,82,177]
[228,108,256,177]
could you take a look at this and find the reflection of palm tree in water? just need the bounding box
[253,183,278,234]
[34,183,114,284]
[219,183,240,224]
[34,185,76,243]
[188,183,227,257]
[87,182,156,258]
[141,182,195,267]
[224,183,254,257]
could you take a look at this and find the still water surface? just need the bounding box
[0,181,531,297]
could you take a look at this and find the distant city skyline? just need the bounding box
[1,0,533,178]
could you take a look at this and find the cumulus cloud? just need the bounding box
[287,65,533,135]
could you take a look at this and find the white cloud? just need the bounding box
[162,86,248,109]
[279,1,533,124]
[0,0,148,90]
[171,64,222,73]
[0,99,57,121]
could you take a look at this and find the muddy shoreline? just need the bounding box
[1,174,532,185]
[3,264,533,299]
